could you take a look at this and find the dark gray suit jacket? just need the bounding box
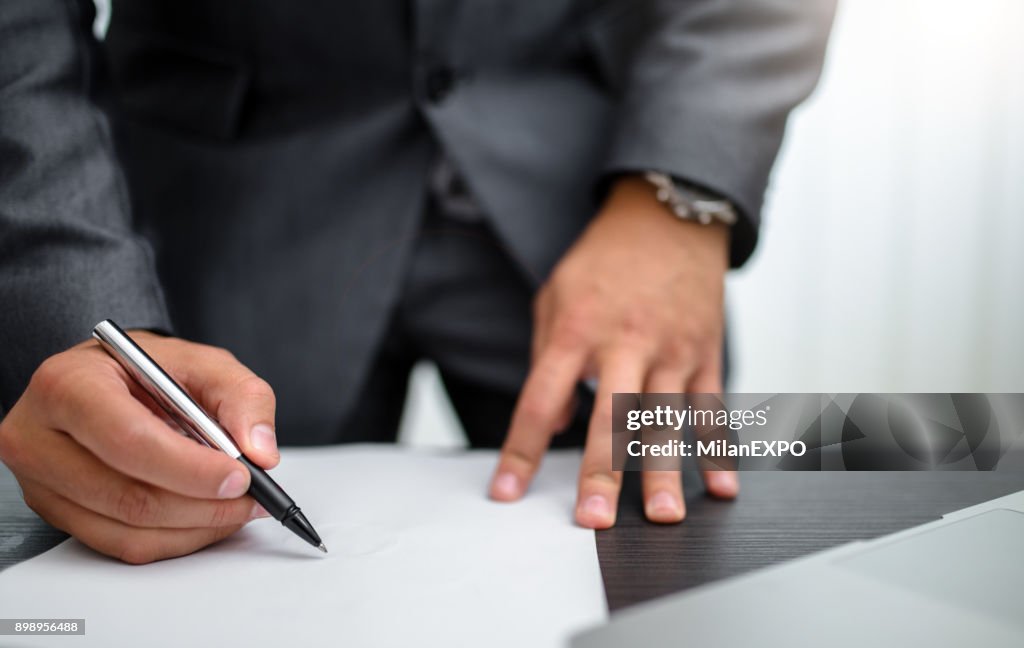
[0,0,835,437]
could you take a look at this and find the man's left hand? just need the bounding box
[489,175,739,527]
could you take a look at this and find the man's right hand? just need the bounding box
[0,331,280,564]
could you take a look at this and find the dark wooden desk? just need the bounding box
[599,470,1024,611]
[3,465,1023,613]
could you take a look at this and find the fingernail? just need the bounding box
[707,471,739,498]
[250,424,278,455]
[581,495,611,519]
[492,473,522,500]
[646,491,682,519]
[250,503,271,520]
[218,471,248,499]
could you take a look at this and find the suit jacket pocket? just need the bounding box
[103,32,249,140]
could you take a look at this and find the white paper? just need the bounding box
[0,446,606,647]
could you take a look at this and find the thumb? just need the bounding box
[157,340,281,469]
[213,374,280,469]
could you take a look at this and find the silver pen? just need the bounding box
[92,319,326,553]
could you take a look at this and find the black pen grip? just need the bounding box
[237,455,295,521]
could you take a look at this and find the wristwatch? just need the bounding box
[643,171,738,227]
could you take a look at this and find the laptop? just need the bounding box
[573,490,1024,647]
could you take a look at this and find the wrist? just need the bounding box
[595,175,729,267]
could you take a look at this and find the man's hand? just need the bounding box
[0,332,280,563]
[490,175,739,527]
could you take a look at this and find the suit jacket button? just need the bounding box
[425,66,456,103]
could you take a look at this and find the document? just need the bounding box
[0,446,606,647]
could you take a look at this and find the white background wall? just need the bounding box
[726,0,1024,394]
[402,0,1024,447]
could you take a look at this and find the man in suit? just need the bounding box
[0,0,835,563]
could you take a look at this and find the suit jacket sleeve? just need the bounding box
[0,0,171,411]
[604,0,837,267]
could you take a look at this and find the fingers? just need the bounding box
[172,345,279,469]
[490,347,585,501]
[38,363,251,500]
[15,426,261,529]
[530,289,553,364]
[575,352,645,529]
[641,368,687,523]
[702,470,740,500]
[688,359,739,500]
[1,336,278,565]
[642,472,685,523]
[23,484,245,565]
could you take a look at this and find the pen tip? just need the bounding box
[317,543,328,554]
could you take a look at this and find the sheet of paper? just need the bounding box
[0,446,606,647]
